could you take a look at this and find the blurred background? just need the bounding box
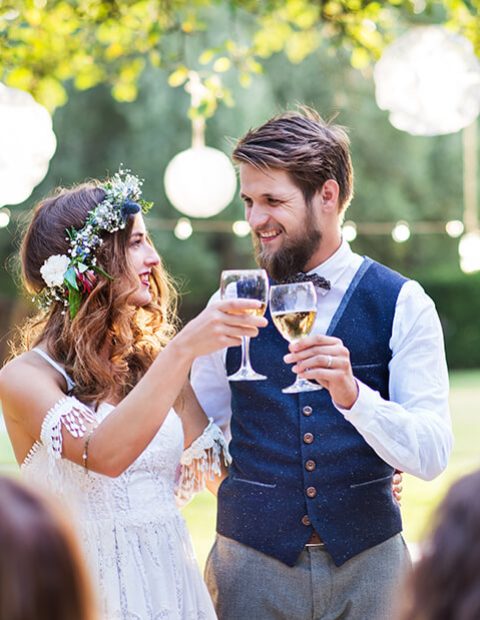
[0,0,479,567]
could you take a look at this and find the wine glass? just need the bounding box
[269,281,323,393]
[220,269,269,381]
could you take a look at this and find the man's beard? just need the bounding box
[252,220,322,282]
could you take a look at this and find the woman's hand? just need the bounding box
[392,471,403,504]
[174,298,268,360]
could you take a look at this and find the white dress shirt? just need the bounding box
[191,240,453,481]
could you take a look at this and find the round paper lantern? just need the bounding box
[164,146,237,218]
[0,83,56,206]
[459,231,480,273]
[374,26,480,136]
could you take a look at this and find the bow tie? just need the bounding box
[280,272,331,291]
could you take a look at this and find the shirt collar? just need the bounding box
[306,238,355,289]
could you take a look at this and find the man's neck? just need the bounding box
[303,235,343,272]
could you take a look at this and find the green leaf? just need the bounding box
[167,66,189,88]
[140,199,154,213]
[78,263,89,273]
[68,287,82,320]
[93,264,113,280]
[64,267,79,291]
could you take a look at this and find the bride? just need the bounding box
[0,169,267,619]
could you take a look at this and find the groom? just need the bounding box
[191,109,452,620]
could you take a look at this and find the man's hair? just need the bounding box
[233,108,354,213]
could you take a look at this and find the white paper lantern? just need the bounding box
[374,26,480,136]
[459,231,480,273]
[0,83,56,206]
[164,146,237,218]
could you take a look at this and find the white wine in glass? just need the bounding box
[270,282,323,393]
[220,269,269,381]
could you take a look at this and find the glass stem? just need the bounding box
[241,336,254,370]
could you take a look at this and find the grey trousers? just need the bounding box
[205,533,411,620]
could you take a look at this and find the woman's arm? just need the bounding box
[0,298,266,477]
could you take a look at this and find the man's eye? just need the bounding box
[242,198,252,207]
[267,198,281,205]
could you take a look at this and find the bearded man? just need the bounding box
[191,109,452,620]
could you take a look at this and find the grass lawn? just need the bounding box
[1,369,479,569]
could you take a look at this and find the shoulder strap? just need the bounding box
[32,348,76,392]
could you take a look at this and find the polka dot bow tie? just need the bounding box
[281,272,331,291]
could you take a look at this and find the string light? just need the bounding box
[0,211,474,242]
[392,221,411,243]
[232,220,250,237]
[445,220,465,238]
[174,217,193,240]
[342,221,357,242]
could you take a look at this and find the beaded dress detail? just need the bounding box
[22,350,227,620]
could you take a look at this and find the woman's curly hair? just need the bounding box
[16,181,178,405]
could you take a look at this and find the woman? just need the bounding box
[0,476,95,620]
[0,169,266,619]
[399,469,480,620]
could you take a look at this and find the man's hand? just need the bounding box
[284,334,358,409]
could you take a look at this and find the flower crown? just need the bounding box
[38,167,153,319]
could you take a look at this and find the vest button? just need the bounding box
[303,432,314,444]
[301,515,311,526]
[306,486,317,499]
[305,459,316,472]
[302,406,313,416]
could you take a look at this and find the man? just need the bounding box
[191,109,452,620]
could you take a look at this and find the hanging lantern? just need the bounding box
[164,146,237,218]
[0,83,56,206]
[374,26,480,136]
[459,231,480,273]
[164,71,237,218]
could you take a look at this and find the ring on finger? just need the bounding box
[326,355,333,369]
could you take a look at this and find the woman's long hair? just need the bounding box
[16,181,178,405]
[399,469,480,620]
[0,476,96,620]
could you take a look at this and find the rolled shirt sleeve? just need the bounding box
[335,280,453,480]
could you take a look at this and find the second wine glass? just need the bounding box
[220,269,269,381]
[269,281,323,393]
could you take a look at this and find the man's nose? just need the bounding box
[246,204,269,230]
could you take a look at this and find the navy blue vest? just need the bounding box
[218,258,407,567]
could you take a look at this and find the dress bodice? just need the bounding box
[22,403,185,524]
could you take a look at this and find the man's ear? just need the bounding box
[320,179,340,212]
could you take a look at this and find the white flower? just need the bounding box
[40,254,70,288]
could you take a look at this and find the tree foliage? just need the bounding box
[1,0,479,113]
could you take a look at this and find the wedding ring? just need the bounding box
[326,355,333,369]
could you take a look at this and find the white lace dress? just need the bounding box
[21,385,224,619]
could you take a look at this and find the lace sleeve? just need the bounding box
[40,396,96,460]
[176,418,231,505]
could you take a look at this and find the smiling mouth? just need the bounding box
[257,229,282,242]
[139,273,151,286]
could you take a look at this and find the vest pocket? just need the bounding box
[231,476,277,489]
[349,473,392,489]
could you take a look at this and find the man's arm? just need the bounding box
[285,280,452,480]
